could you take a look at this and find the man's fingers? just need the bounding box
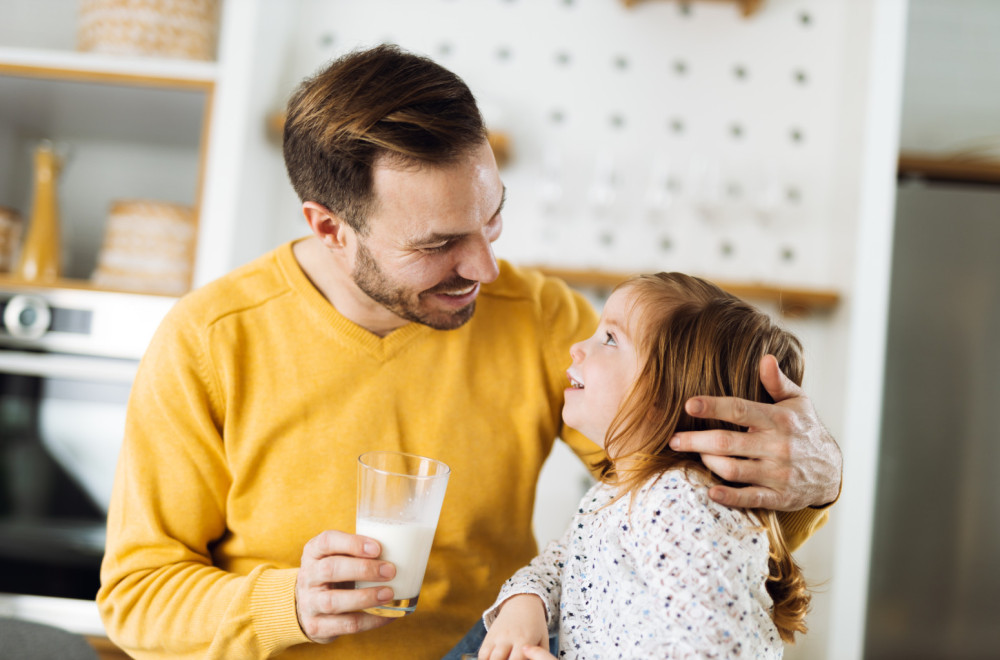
[758,354,803,404]
[304,530,381,561]
[670,427,778,459]
[317,585,395,616]
[298,585,396,642]
[301,608,393,642]
[707,484,783,510]
[699,453,782,487]
[305,554,395,587]
[683,394,777,431]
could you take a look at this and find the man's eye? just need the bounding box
[603,332,617,347]
[421,243,450,253]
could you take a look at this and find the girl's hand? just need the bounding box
[521,645,557,660]
[479,594,549,660]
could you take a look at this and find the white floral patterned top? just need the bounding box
[483,469,782,659]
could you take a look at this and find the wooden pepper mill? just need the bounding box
[17,141,64,282]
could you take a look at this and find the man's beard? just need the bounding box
[351,239,477,331]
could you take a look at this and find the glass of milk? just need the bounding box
[355,451,450,617]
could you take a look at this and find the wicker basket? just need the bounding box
[77,0,221,61]
[91,200,196,295]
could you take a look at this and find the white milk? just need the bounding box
[356,517,437,598]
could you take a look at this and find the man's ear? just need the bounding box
[302,201,351,250]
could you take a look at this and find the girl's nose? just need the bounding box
[569,340,584,361]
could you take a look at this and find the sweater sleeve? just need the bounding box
[777,503,832,552]
[96,305,310,659]
[482,531,569,632]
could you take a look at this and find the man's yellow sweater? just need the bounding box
[97,241,828,658]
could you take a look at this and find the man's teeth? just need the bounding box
[442,285,476,297]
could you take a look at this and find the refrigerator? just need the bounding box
[864,181,1000,659]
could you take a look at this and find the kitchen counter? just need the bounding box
[0,592,127,659]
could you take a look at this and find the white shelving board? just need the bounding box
[0,48,213,280]
[0,46,217,84]
[279,0,854,290]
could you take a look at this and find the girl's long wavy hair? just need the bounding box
[595,272,810,643]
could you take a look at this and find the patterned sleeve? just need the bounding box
[622,472,782,659]
[482,529,569,631]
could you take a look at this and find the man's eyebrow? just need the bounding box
[409,185,507,246]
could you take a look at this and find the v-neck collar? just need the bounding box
[277,240,435,362]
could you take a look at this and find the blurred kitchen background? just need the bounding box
[0,1,997,658]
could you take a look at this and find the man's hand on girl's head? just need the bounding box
[668,354,843,511]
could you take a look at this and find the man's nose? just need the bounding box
[457,234,500,284]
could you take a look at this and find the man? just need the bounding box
[98,45,841,659]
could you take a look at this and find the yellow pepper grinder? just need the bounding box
[17,141,64,282]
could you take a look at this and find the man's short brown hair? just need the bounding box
[283,44,487,234]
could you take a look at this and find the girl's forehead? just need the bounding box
[601,287,645,336]
[604,286,641,318]
[602,288,629,318]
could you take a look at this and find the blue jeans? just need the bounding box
[441,619,558,659]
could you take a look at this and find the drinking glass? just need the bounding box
[355,451,450,617]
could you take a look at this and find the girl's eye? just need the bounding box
[603,332,617,347]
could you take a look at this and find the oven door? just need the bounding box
[0,353,136,600]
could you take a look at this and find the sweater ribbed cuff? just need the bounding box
[250,568,310,656]
[483,589,552,631]
[777,506,831,553]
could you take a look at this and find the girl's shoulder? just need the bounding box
[577,480,618,515]
[628,468,758,538]
[635,466,713,503]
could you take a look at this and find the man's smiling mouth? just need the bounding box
[440,284,477,297]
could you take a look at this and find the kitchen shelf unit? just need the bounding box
[0,46,215,292]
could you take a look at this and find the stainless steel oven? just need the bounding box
[0,284,174,602]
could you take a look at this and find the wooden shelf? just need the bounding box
[0,46,216,90]
[620,0,765,18]
[532,266,839,316]
[898,151,1000,186]
[0,274,179,298]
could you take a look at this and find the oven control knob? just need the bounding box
[2,294,52,340]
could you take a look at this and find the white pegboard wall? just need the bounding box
[286,0,853,289]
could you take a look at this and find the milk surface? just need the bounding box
[356,517,437,598]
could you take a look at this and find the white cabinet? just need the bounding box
[0,0,292,293]
[0,48,214,283]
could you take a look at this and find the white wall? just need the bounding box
[196,2,910,658]
[899,0,1000,153]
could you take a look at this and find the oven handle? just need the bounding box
[0,350,137,383]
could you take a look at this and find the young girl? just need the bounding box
[478,272,810,660]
